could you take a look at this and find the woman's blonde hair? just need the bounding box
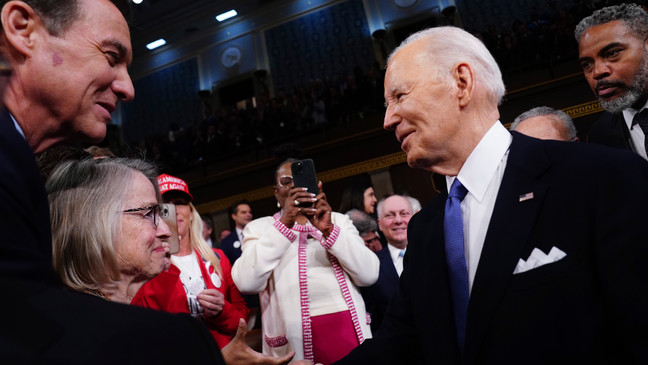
[47,158,159,292]
[188,203,222,278]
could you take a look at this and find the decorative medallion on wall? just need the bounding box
[392,0,418,9]
[220,46,242,69]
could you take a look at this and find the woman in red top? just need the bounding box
[133,173,249,349]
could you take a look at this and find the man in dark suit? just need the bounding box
[335,26,648,364]
[576,4,648,159]
[360,195,413,332]
[221,199,253,264]
[0,1,300,364]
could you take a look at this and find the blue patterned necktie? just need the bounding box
[444,178,469,352]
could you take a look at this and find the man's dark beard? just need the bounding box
[599,49,648,113]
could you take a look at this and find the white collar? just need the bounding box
[622,100,648,130]
[446,121,512,202]
[387,243,405,262]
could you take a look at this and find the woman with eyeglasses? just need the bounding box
[232,158,379,365]
[49,158,171,303]
[132,173,249,350]
[48,158,306,365]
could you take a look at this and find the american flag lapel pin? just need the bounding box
[519,192,534,202]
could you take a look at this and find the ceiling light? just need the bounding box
[216,10,237,22]
[146,39,166,50]
[132,0,143,4]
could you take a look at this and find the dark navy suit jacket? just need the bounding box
[337,132,648,364]
[0,110,225,363]
[360,246,400,333]
[587,111,635,152]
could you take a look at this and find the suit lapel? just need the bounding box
[463,133,550,363]
[614,113,634,151]
[412,193,462,362]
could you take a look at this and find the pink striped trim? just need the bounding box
[272,220,297,242]
[327,252,365,344]
[321,225,340,249]
[264,334,288,348]
[292,221,317,233]
[298,231,314,361]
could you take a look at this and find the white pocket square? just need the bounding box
[513,246,566,274]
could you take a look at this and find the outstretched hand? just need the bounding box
[222,318,296,365]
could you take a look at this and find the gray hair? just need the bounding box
[376,194,413,219]
[575,3,648,42]
[346,209,377,235]
[0,0,131,36]
[387,26,506,105]
[511,106,578,140]
[47,158,159,292]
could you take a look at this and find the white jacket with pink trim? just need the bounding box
[231,212,379,362]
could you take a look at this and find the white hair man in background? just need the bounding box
[510,106,579,141]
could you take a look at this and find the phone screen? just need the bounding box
[160,203,180,254]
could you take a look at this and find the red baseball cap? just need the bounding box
[157,174,193,202]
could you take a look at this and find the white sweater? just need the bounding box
[232,212,379,362]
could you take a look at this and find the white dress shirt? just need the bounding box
[387,243,406,277]
[622,101,648,160]
[446,121,512,294]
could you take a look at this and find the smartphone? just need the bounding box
[291,159,319,208]
[160,203,180,254]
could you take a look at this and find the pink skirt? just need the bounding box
[311,310,359,365]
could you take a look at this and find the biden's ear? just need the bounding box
[1,1,41,59]
[454,63,474,108]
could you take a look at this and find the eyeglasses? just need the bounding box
[122,204,160,227]
[277,175,293,188]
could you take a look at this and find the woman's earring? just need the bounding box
[277,201,281,209]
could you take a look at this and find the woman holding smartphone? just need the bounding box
[232,158,379,365]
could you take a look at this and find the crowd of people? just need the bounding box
[132,66,387,173]
[2,0,648,364]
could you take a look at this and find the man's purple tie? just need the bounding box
[444,178,469,352]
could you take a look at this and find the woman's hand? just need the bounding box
[198,289,225,318]
[280,187,316,228]
[305,182,333,238]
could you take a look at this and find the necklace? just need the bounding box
[87,288,107,300]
